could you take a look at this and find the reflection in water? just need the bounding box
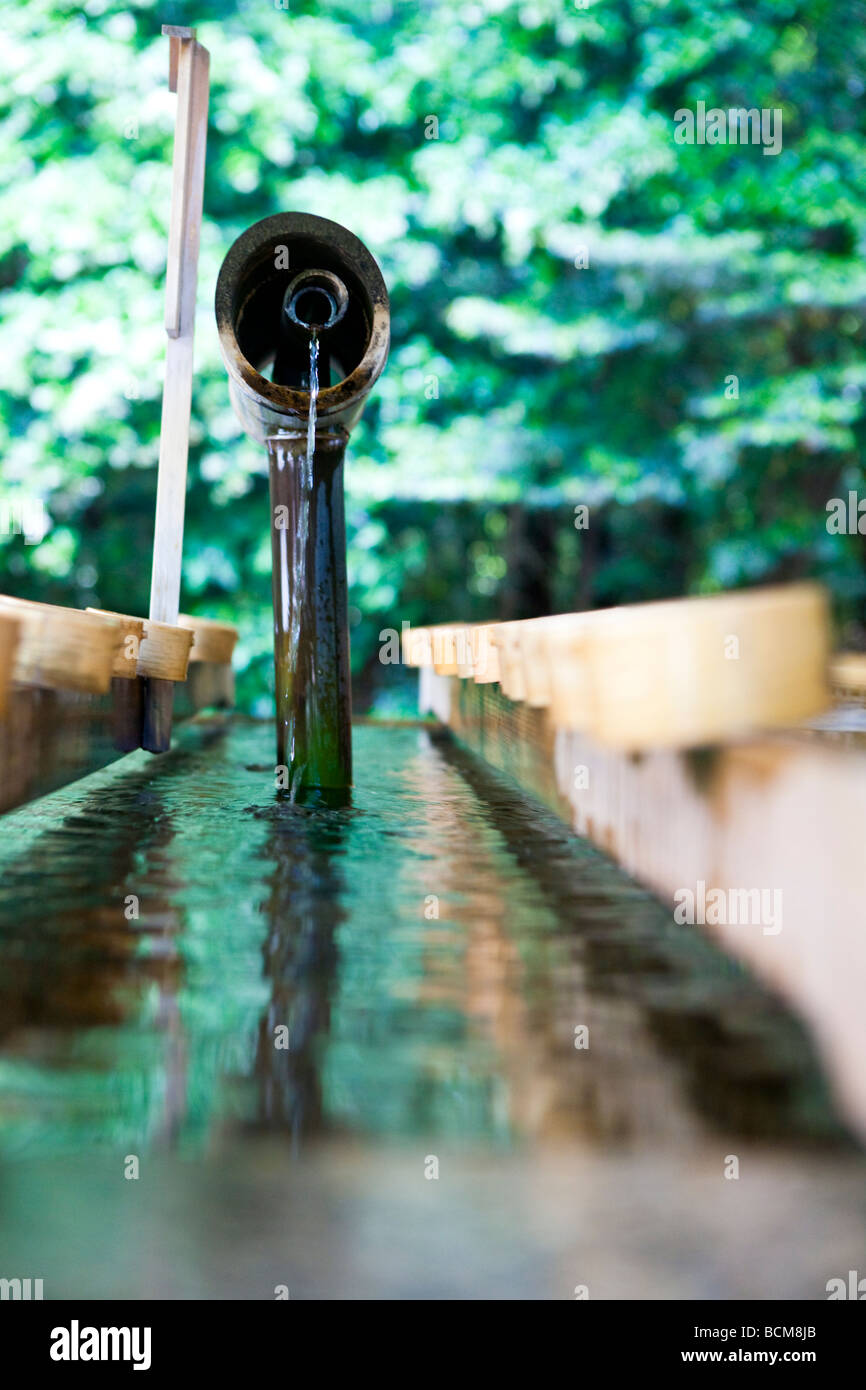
[0,774,186,1152]
[427,731,848,1146]
[0,725,273,1157]
[0,720,852,1158]
[0,719,862,1298]
[251,801,346,1142]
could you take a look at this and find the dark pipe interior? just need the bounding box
[274,269,350,389]
[231,236,370,388]
[294,287,335,328]
[285,269,348,333]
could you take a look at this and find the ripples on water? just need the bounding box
[0,719,862,1297]
[0,719,847,1155]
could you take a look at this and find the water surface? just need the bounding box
[0,719,862,1298]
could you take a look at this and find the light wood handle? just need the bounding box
[149,32,209,631]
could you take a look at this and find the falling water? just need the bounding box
[286,329,318,793]
[306,329,319,473]
[268,329,351,800]
[274,331,317,798]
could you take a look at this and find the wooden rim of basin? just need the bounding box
[177,613,239,664]
[84,609,146,678]
[403,623,503,683]
[407,584,833,750]
[490,623,528,703]
[517,615,580,709]
[88,609,194,682]
[830,652,866,698]
[402,626,432,668]
[402,624,459,672]
[0,596,121,695]
[0,600,232,693]
[469,625,500,683]
[582,583,829,750]
[0,610,21,715]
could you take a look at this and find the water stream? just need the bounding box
[268,330,330,799]
[306,328,319,467]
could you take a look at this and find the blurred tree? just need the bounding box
[2,0,866,711]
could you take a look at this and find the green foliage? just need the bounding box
[3,0,866,709]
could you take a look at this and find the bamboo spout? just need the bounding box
[215,213,389,796]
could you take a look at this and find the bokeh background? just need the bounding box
[2,0,866,712]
